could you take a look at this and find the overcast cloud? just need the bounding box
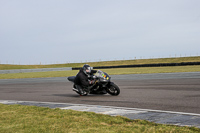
[0,0,200,64]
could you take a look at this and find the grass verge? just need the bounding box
[0,104,199,133]
[0,65,200,79]
[1,56,200,70]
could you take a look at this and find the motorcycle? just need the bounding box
[67,70,120,96]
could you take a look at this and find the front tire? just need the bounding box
[107,83,120,96]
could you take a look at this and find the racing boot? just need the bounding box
[75,85,84,95]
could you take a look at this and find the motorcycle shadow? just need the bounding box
[53,94,80,97]
[53,94,109,98]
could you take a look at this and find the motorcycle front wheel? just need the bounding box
[107,83,120,96]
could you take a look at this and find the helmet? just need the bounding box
[82,64,92,75]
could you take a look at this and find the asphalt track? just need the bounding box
[0,72,200,114]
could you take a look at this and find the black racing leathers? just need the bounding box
[74,68,97,87]
[74,68,97,95]
[74,68,89,87]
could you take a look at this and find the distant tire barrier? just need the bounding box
[72,62,200,70]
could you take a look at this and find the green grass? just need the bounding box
[0,70,79,79]
[0,104,199,133]
[1,56,200,70]
[0,65,200,79]
[0,56,200,79]
[104,65,200,75]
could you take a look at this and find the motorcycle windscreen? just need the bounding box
[95,70,110,82]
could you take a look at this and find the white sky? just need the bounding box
[0,0,200,64]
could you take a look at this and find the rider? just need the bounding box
[74,64,96,95]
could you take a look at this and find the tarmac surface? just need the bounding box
[0,72,200,128]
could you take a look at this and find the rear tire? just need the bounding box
[107,83,120,96]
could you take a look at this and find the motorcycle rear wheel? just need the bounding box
[107,83,120,96]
